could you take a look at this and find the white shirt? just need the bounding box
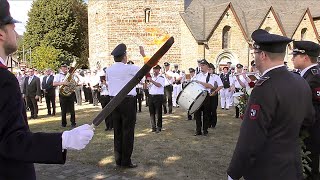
[233,75,248,88]
[300,64,318,77]
[149,74,165,95]
[28,75,34,84]
[53,73,66,83]
[100,83,109,96]
[261,65,285,76]
[163,70,174,86]
[211,74,223,87]
[106,62,140,96]
[194,72,215,92]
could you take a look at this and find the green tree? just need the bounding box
[31,45,62,71]
[22,0,88,69]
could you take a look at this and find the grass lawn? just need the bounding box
[29,100,242,180]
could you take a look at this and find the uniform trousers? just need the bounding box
[44,92,56,115]
[220,88,232,109]
[59,92,76,126]
[209,94,219,128]
[163,85,173,113]
[194,96,211,133]
[26,96,38,118]
[144,89,149,106]
[111,96,136,166]
[148,95,164,131]
[234,88,240,118]
[99,95,112,130]
[75,86,82,105]
[172,84,181,107]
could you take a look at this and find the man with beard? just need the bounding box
[0,1,94,179]
[291,40,320,180]
[227,29,314,180]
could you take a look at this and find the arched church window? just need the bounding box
[145,8,151,23]
[301,28,307,40]
[265,27,272,32]
[222,26,231,49]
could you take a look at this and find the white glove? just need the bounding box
[62,124,94,150]
[228,175,234,180]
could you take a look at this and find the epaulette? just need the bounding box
[311,69,319,75]
[255,76,270,86]
[158,75,164,78]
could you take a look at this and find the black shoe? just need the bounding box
[61,124,66,127]
[194,132,202,136]
[203,131,208,136]
[122,163,137,168]
[151,129,156,132]
[71,124,76,128]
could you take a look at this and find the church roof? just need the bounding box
[181,0,320,42]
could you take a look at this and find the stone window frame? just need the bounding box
[301,28,307,40]
[144,8,151,23]
[222,26,231,49]
[265,27,272,32]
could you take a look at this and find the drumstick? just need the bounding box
[90,37,175,128]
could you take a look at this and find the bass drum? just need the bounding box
[176,81,208,115]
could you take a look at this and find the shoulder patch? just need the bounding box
[255,76,270,86]
[311,69,319,75]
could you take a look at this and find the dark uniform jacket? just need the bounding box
[0,65,66,180]
[23,75,41,97]
[303,65,320,152]
[42,75,56,96]
[228,66,314,180]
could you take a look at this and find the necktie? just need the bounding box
[28,76,33,85]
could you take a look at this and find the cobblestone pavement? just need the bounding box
[35,161,144,180]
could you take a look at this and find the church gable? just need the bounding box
[259,7,284,36]
[291,9,319,42]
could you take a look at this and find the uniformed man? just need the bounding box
[147,65,165,133]
[53,63,77,128]
[162,62,173,114]
[220,66,234,110]
[193,59,215,136]
[186,67,196,120]
[106,43,140,168]
[291,40,320,180]
[208,63,223,128]
[227,29,315,180]
[0,1,94,179]
[232,64,248,118]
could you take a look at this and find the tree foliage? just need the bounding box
[21,0,88,70]
[31,45,62,71]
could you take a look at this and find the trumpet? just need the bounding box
[233,72,260,76]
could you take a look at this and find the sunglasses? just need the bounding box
[243,69,248,70]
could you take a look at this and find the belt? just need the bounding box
[101,95,109,97]
[110,95,135,98]
[149,94,163,97]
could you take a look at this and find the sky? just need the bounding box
[8,0,88,35]
[8,0,34,35]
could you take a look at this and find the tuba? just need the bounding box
[59,60,79,96]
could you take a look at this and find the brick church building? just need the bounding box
[88,0,320,71]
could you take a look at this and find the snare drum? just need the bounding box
[176,81,208,115]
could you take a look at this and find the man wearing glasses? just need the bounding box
[23,68,41,119]
[227,29,314,180]
[291,40,320,180]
